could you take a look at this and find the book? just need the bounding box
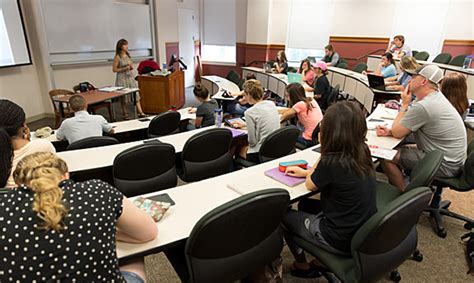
[369,145,397,160]
[99,86,124,92]
[228,128,246,138]
[264,167,307,187]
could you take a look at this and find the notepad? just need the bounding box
[228,128,246,138]
[264,167,308,187]
[369,145,397,160]
[99,86,124,92]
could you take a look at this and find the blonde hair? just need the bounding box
[400,56,419,72]
[243,79,264,101]
[13,152,69,231]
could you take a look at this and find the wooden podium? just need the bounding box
[137,70,185,114]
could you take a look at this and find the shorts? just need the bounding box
[399,145,459,178]
[121,271,145,283]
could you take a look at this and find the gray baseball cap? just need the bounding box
[406,64,444,84]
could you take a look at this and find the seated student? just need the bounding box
[386,35,412,58]
[233,79,280,163]
[305,61,331,111]
[0,152,157,282]
[226,73,256,117]
[282,101,376,278]
[187,83,219,130]
[385,56,419,91]
[298,58,315,86]
[374,52,397,78]
[440,72,469,119]
[0,99,55,188]
[56,95,115,144]
[274,50,288,74]
[322,44,340,67]
[280,83,323,146]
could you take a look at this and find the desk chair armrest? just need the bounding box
[234,156,257,168]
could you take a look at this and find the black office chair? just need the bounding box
[432,53,452,64]
[184,188,290,282]
[287,66,298,73]
[113,143,177,197]
[178,128,233,182]
[226,70,243,90]
[411,50,419,57]
[66,136,119,151]
[235,126,300,167]
[326,84,340,109]
[352,62,368,73]
[414,51,430,61]
[292,186,432,282]
[336,59,348,69]
[295,123,320,150]
[148,111,181,138]
[449,55,467,67]
[428,140,474,238]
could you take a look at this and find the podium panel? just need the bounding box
[138,70,185,113]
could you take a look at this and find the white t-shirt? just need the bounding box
[7,139,56,187]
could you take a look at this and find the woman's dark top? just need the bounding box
[310,155,377,252]
[0,179,126,282]
[312,75,331,110]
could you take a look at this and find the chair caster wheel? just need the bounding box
[413,252,423,262]
[464,222,473,230]
[390,271,401,282]
[437,229,447,238]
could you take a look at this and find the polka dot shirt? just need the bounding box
[0,179,126,282]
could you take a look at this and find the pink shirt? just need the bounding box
[292,100,323,140]
[302,70,315,86]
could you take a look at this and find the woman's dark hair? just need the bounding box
[115,38,130,58]
[319,101,374,177]
[0,99,25,187]
[193,83,209,100]
[383,52,395,65]
[441,72,469,117]
[0,129,13,187]
[299,59,311,73]
[286,83,313,114]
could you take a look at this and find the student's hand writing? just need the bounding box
[376,125,391,136]
[232,121,245,129]
[188,107,196,114]
[285,166,308,178]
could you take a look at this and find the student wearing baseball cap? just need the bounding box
[305,61,331,111]
[376,64,467,190]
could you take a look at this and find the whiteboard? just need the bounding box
[40,0,152,63]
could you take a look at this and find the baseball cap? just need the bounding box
[406,64,444,84]
[311,61,327,71]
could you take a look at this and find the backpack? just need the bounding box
[77,81,95,92]
[461,231,474,274]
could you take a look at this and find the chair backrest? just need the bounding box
[414,51,430,61]
[450,55,467,67]
[336,59,348,69]
[405,150,444,191]
[326,84,340,107]
[448,140,474,191]
[311,122,321,144]
[287,66,298,73]
[432,53,452,64]
[148,111,181,138]
[66,136,119,150]
[113,143,177,197]
[180,128,233,182]
[351,186,432,282]
[411,50,418,57]
[49,89,74,113]
[226,70,243,90]
[185,188,290,283]
[352,62,368,73]
[259,126,299,163]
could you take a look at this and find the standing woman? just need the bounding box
[113,39,147,119]
[280,83,323,146]
[440,72,470,119]
[274,50,288,74]
[298,59,315,86]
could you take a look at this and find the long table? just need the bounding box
[201,75,241,100]
[368,55,474,99]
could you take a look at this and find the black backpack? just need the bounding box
[462,231,474,274]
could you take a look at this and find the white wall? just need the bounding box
[267,0,288,44]
[236,0,248,43]
[444,0,474,40]
[246,0,270,44]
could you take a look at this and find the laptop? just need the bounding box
[367,74,397,92]
[307,56,316,64]
[263,62,273,73]
[287,72,303,83]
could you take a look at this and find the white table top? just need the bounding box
[366,104,403,150]
[116,147,321,259]
[31,108,196,143]
[202,75,240,100]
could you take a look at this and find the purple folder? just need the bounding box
[228,128,246,138]
[264,167,307,187]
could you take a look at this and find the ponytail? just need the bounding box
[13,152,69,231]
[0,129,13,188]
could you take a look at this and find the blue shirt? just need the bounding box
[56,110,113,144]
[397,72,412,87]
[381,64,397,78]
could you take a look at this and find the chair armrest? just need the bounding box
[234,156,257,168]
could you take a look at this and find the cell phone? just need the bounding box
[225,118,246,128]
[138,118,151,122]
[147,193,175,206]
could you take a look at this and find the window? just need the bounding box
[286,47,325,67]
[201,44,236,63]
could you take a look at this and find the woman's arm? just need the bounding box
[280,108,296,122]
[194,117,204,128]
[116,197,158,243]
[112,56,130,73]
[285,165,318,191]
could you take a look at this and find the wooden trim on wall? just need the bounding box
[165,42,179,47]
[330,36,389,43]
[443,39,474,46]
[237,43,286,50]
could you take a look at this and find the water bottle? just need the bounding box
[162,63,167,75]
[462,55,472,69]
[214,108,223,128]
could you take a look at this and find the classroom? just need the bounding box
[1,0,473,282]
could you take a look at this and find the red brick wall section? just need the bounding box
[329,36,390,70]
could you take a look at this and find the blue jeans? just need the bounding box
[297,135,314,147]
[122,271,145,283]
